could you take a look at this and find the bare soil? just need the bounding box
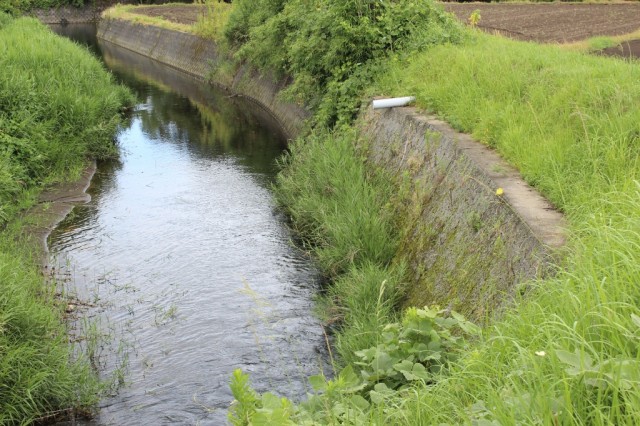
[600,38,640,59]
[444,2,640,44]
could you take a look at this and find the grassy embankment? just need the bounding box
[374,32,640,425]
[114,1,640,423]
[0,14,133,424]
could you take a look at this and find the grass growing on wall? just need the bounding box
[0,14,133,423]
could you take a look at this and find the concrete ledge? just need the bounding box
[97,18,309,139]
[360,106,566,321]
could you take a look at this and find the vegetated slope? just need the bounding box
[1,0,88,14]
[374,32,640,424]
[0,14,133,424]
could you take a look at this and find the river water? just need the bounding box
[49,25,327,425]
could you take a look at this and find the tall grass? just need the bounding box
[275,129,398,277]
[0,14,133,423]
[274,128,405,362]
[374,32,640,424]
[0,15,132,221]
[192,0,234,42]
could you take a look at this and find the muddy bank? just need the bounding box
[21,163,96,265]
[96,18,566,322]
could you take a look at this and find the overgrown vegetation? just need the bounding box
[0,14,133,423]
[224,0,463,126]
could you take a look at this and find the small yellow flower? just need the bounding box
[496,188,504,196]
[535,351,546,357]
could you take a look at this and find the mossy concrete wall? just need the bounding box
[360,107,565,321]
[97,18,309,139]
[97,18,566,323]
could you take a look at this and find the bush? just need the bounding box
[226,0,463,125]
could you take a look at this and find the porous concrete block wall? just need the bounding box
[97,18,309,139]
[32,5,101,23]
[360,107,565,322]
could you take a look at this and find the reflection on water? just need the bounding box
[49,27,327,425]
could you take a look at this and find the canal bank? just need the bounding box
[98,16,565,322]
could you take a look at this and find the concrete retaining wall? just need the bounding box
[97,18,309,139]
[360,107,565,321]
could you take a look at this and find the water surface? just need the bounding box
[50,26,326,425]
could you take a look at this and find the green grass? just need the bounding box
[0,14,133,423]
[274,128,399,277]
[192,0,234,42]
[371,31,640,425]
[0,15,132,221]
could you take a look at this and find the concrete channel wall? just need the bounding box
[360,108,565,320]
[98,18,309,139]
[97,18,566,322]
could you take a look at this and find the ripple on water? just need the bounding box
[49,27,329,426]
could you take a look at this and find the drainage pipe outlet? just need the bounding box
[372,96,416,109]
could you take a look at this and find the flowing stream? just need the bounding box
[49,25,327,425]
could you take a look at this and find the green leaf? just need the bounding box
[309,374,327,393]
[556,349,594,376]
[394,360,431,381]
[350,394,370,410]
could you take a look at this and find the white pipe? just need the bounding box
[372,96,415,109]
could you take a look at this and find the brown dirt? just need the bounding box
[444,2,640,44]
[599,38,640,59]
